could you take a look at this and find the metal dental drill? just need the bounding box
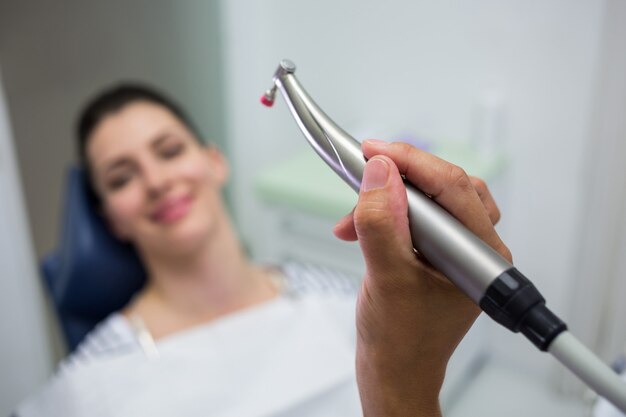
[262,59,626,412]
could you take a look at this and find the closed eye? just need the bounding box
[106,170,134,190]
[159,142,185,159]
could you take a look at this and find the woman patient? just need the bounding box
[16,85,361,416]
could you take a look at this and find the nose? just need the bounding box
[141,160,171,199]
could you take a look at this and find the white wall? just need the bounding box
[562,0,626,392]
[0,68,55,417]
[221,0,605,375]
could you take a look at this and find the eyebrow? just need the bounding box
[103,158,133,176]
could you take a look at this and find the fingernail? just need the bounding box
[362,158,389,192]
[363,139,389,147]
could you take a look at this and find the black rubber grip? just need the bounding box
[479,268,567,351]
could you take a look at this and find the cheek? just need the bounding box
[105,187,145,229]
[178,155,217,188]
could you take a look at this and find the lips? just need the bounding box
[151,195,194,224]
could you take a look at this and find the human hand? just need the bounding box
[334,140,512,417]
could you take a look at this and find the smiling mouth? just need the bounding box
[151,196,194,224]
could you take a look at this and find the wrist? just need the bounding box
[357,345,444,417]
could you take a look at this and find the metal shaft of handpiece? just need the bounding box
[274,74,364,192]
[273,65,511,303]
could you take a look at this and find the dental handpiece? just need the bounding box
[262,59,626,412]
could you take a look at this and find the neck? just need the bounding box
[128,210,278,336]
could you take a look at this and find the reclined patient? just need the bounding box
[16,85,362,417]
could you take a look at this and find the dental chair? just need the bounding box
[41,167,146,352]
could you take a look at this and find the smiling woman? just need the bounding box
[86,101,229,264]
[13,84,362,416]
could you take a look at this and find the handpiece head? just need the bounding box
[260,59,365,192]
[260,59,297,107]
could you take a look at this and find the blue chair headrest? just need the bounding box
[41,167,146,352]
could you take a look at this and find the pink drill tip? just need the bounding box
[260,95,274,107]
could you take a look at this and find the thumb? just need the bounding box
[354,156,417,285]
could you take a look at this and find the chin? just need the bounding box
[155,217,218,255]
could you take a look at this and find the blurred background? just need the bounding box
[1,0,625,416]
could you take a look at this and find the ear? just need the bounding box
[204,146,229,187]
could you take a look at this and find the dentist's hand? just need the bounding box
[334,140,511,417]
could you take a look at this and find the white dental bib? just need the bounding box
[17,294,360,417]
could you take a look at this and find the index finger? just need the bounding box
[361,140,506,255]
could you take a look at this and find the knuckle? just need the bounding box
[390,141,413,154]
[470,176,487,193]
[491,206,502,224]
[390,141,422,162]
[447,165,472,190]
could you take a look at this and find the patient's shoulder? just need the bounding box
[58,313,139,373]
[280,261,360,298]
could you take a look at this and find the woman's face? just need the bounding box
[87,101,227,255]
